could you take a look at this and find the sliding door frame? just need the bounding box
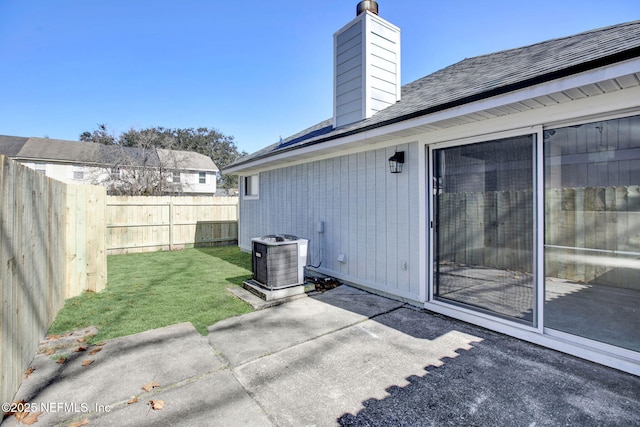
[426,126,544,333]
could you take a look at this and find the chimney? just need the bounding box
[333,1,401,128]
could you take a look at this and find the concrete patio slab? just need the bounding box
[1,323,263,427]
[83,370,272,427]
[208,286,405,367]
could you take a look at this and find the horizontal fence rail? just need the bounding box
[106,196,239,254]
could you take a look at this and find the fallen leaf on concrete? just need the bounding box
[142,382,160,392]
[81,360,94,367]
[94,342,106,346]
[19,411,43,424]
[77,337,85,343]
[56,356,67,364]
[67,418,89,426]
[45,349,55,356]
[5,400,26,416]
[148,400,164,410]
[24,367,36,378]
[127,396,138,404]
[88,347,102,355]
[74,346,87,353]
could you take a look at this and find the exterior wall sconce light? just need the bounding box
[388,151,405,173]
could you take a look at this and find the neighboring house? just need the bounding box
[0,136,218,195]
[225,2,640,374]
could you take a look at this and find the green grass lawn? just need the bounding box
[48,246,254,342]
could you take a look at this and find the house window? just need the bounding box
[244,174,259,199]
[173,171,181,183]
[110,167,120,179]
[199,172,206,184]
[73,170,84,180]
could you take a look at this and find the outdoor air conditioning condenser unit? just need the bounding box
[251,235,308,290]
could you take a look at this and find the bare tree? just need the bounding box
[80,125,245,189]
[88,145,189,196]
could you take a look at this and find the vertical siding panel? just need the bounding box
[375,148,388,285]
[348,154,358,277]
[260,172,270,236]
[317,161,327,253]
[365,150,377,283]
[397,143,411,293]
[327,158,341,271]
[273,169,282,232]
[301,164,309,240]
[356,152,367,279]
[408,142,421,295]
[284,167,291,234]
[293,165,302,238]
[307,162,320,261]
[385,146,398,289]
[339,156,349,275]
[308,162,319,239]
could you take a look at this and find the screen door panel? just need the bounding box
[433,135,535,324]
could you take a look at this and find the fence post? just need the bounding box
[169,198,174,251]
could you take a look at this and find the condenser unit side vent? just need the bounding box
[251,235,308,290]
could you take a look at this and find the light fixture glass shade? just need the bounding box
[388,151,405,173]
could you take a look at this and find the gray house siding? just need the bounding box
[239,142,421,301]
[227,19,640,375]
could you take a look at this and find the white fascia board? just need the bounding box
[394,57,640,133]
[226,58,640,175]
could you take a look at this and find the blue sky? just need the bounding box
[1,1,638,154]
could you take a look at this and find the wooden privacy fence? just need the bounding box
[438,186,640,287]
[0,156,106,404]
[106,196,238,254]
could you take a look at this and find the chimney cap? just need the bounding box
[356,0,378,16]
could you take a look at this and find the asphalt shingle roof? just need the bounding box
[0,136,217,171]
[0,136,28,157]
[229,19,640,169]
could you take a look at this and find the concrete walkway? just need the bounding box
[3,286,639,426]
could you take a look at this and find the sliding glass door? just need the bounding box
[544,115,640,352]
[432,134,536,325]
